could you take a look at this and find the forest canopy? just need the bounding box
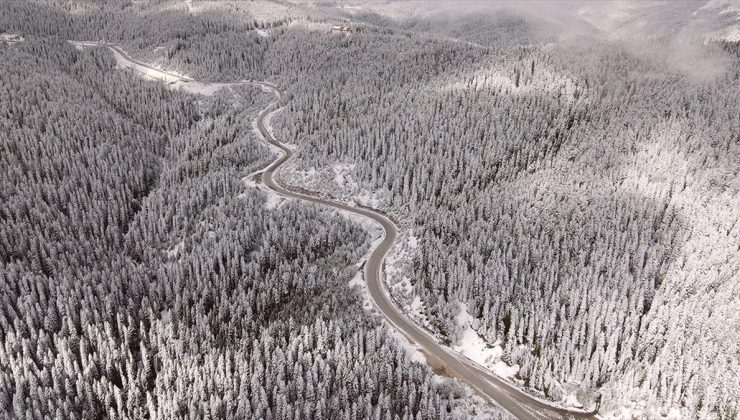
[1,1,738,419]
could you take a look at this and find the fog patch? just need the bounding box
[630,38,732,83]
[397,1,739,42]
[666,40,731,82]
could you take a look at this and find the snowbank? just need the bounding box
[453,302,519,380]
[70,41,253,97]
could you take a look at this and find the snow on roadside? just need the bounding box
[348,270,375,312]
[70,42,256,97]
[353,189,386,208]
[263,193,284,210]
[240,173,260,191]
[345,233,429,368]
[107,45,190,83]
[563,392,581,410]
[268,102,389,208]
[262,107,289,143]
[386,326,428,366]
[339,207,384,243]
[173,81,231,96]
[347,244,510,419]
[332,163,357,189]
[346,219,384,313]
[251,110,289,158]
[240,173,289,210]
[453,301,519,380]
[280,166,322,189]
[409,295,428,326]
[381,230,437,333]
[278,160,389,210]
[602,401,684,420]
[384,231,433,329]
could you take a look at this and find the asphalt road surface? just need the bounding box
[73,41,600,419]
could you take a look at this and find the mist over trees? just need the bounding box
[1,1,738,419]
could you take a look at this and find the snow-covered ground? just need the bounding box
[384,231,432,328]
[353,189,386,209]
[429,61,581,103]
[453,302,520,380]
[345,214,386,314]
[348,270,375,313]
[160,309,172,324]
[71,41,253,96]
[241,171,289,210]
[266,107,394,208]
[263,193,284,209]
[332,163,357,189]
[175,81,234,96]
[382,231,523,382]
[346,234,513,420]
[261,108,294,149]
[251,108,290,160]
[278,160,390,210]
[603,402,684,420]
[0,33,24,44]
[110,44,190,83]
[166,240,185,259]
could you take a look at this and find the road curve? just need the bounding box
[254,87,598,420]
[73,41,599,420]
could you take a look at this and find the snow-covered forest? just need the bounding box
[1,0,738,419]
[0,32,501,420]
[270,26,740,419]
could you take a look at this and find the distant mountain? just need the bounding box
[320,0,740,42]
[572,0,740,41]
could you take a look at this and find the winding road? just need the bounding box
[72,41,600,420]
